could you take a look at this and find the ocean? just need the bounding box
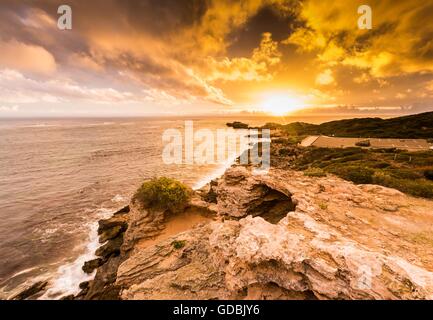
[0,115,354,299]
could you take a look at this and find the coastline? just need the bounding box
[39,208,113,300]
[69,163,433,300]
[31,139,252,300]
[8,113,433,300]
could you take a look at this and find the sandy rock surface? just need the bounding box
[112,166,433,300]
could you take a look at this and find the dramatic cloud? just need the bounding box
[205,33,282,82]
[0,39,56,74]
[315,69,334,86]
[286,0,433,77]
[0,0,432,115]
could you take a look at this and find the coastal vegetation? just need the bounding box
[133,177,192,213]
[172,240,187,250]
[291,147,433,198]
[264,111,433,138]
[303,167,327,177]
[261,112,433,199]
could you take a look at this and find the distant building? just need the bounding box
[300,135,432,151]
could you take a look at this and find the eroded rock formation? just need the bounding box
[79,166,433,300]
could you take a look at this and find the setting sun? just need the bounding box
[259,93,305,116]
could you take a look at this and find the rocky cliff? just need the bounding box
[76,165,433,300]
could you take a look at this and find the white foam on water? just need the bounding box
[192,133,268,190]
[21,124,59,128]
[39,208,113,300]
[111,194,125,203]
[193,133,254,190]
[193,155,239,190]
[7,267,40,280]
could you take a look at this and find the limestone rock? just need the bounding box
[215,166,295,223]
[113,167,433,300]
[121,203,167,254]
[99,225,123,243]
[117,226,233,300]
[98,214,128,235]
[95,235,123,259]
[11,281,48,300]
[82,258,104,274]
[84,256,122,300]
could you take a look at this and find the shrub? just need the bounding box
[356,140,371,147]
[335,154,365,163]
[318,202,328,210]
[304,167,327,177]
[172,240,186,250]
[373,172,433,198]
[385,168,423,180]
[332,166,374,184]
[133,177,192,213]
[371,148,399,154]
[278,148,295,156]
[273,138,287,144]
[424,170,433,181]
[370,162,391,169]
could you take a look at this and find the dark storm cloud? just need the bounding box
[120,0,209,34]
[227,4,302,58]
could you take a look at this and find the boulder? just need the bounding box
[11,281,48,300]
[95,235,123,259]
[98,215,127,235]
[99,225,123,243]
[85,256,122,300]
[82,258,104,274]
[121,203,166,254]
[79,281,90,290]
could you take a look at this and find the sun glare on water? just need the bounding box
[260,93,305,116]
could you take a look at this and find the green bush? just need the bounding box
[334,154,365,163]
[304,167,327,177]
[385,168,423,180]
[133,177,192,213]
[370,162,391,169]
[355,140,371,147]
[424,170,433,181]
[172,240,186,250]
[273,136,302,145]
[278,148,295,156]
[288,138,433,198]
[318,202,328,210]
[373,172,433,198]
[332,166,374,184]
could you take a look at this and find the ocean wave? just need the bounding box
[39,208,113,300]
[111,194,125,203]
[20,124,59,128]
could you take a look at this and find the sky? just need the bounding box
[0,0,433,117]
